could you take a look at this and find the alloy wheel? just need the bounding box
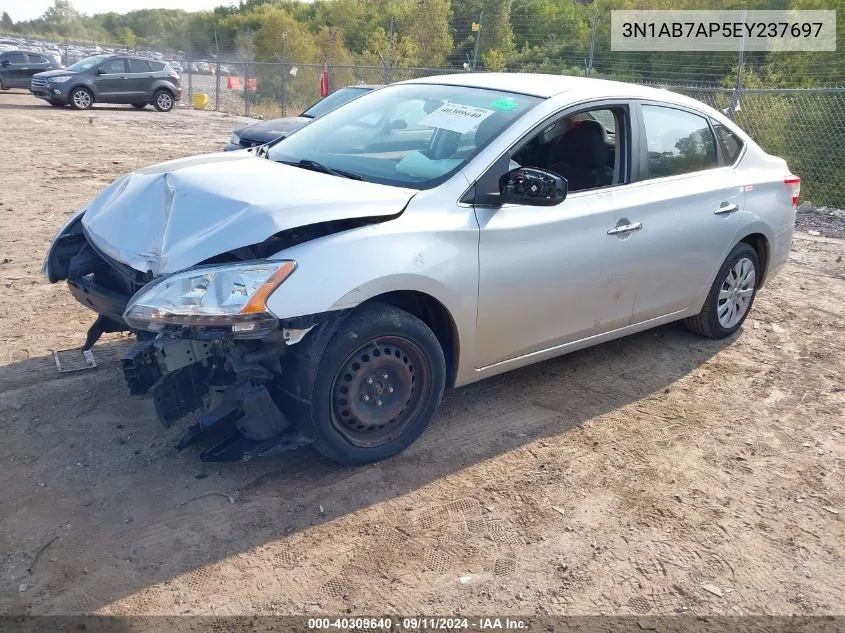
[72,89,91,109]
[156,93,173,110]
[717,257,756,328]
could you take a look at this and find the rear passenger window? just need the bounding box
[26,54,46,63]
[712,122,744,165]
[6,52,25,64]
[129,59,151,73]
[150,61,165,71]
[641,105,717,178]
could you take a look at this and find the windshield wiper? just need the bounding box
[276,158,362,180]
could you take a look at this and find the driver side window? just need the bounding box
[99,59,126,74]
[511,106,626,193]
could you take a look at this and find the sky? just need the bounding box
[0,1,235,23]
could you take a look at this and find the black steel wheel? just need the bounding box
[331,335,431,448]
[307,303,446,465]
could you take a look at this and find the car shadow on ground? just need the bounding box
[0,100,160,113]
[0,323,732,614]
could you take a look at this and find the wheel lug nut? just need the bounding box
[367,377,373,384]
[362,395,370,401]
[377,400,383,407]
[387,386,394,393]
[382,374,389,380]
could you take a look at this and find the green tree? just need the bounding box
[399,0,453,66]
[41,0,85,37]
[1,12,14,31]
[119,26,137,49]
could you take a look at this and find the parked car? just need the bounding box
[43,73,798,465]
[30,54,181,111]
[226,84,382,150]
[0,50,61,90]
[167,60,183,74]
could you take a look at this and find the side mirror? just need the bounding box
[97,67,107,75]
[499,167,567,206]
[386,119,408,132]
[1,60,9,67]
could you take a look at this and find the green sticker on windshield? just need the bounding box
[490,98,518,111]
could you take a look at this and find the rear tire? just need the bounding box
[308,303,446,466]
[152,89,174,112]
[131,102,147,109]
[69,86,93,110]
[684,242,760,339]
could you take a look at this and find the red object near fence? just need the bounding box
[320,65,329,97]
[227,76,241,90]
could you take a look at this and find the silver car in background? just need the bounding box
[43,73,799,465]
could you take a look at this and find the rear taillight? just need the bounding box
[785,175,801,206]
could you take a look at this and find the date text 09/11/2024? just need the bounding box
[306,617,529,630]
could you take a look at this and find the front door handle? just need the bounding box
[714,203,739,215]
[607,222,643,236]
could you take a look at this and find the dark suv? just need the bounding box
[30,54,181,111]
[0,50,61,90]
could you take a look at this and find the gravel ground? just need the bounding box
[795,203,845,241]
[0,89,843,618]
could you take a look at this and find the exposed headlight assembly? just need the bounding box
[229,132,241,146]
[42,209,85,280]
[123,261,296,334]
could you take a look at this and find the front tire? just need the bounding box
[47,99,64,107]
[131,102,147,109]
[308,303,446,465]
[684,242,760,338]
[152,89,174,112]
[69,87,93,110]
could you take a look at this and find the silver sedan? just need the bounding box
[44,73,799,465]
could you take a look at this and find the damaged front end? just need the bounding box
[121,324,321,462]
[43,153,416,461]
[44,216,354,461]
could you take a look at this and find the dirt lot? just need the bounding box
[0,89,843,618]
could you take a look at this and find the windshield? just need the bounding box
[301,86,372,119]
[268,83,541,189]
[66,55,109,72]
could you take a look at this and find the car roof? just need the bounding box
[401,72,711,111]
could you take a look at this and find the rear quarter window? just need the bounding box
[712,122,744,165]
[150,61,165,72]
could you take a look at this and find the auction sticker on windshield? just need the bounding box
[419,103,495,134]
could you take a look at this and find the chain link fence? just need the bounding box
[668,86,845,209]
[179,58,844,209]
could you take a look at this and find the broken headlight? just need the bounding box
[123,260,295,333]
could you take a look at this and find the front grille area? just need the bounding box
[31,77,47,90]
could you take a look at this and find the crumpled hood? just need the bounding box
[81,152,416,275]
[237,116,311,142]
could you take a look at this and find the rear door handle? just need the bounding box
[607,222,643,236]
[714,203,739,215]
